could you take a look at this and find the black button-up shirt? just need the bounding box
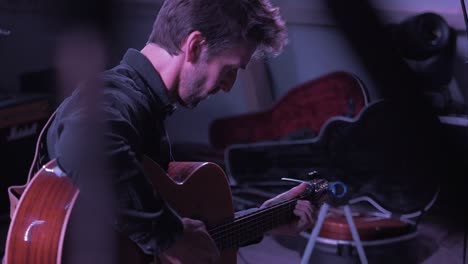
[46,49,183,255]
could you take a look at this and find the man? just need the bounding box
[46,0,316,262]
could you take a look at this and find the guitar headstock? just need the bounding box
[282,176,347,206]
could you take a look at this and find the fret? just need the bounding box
[210,197,301,250]
[209,178,330,250]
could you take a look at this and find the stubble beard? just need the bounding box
[181,63,207,109]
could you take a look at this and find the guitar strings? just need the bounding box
[209,199,301,247]
[212,204,297,249]
[209,191,316,236]
[208,190,324,248]
[210,192,318,240]
[209,197,298,235]
[211,204,295,240]
[211,203,294,239]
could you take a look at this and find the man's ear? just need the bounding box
[183,31,206,63]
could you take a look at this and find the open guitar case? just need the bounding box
[224,98,441,215]
[212,70,442,248]
[209,71,373,209]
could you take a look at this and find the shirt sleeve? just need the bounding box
[47,87,183,256]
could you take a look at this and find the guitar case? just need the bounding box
[225,100,441,214]
[210,71,369,149]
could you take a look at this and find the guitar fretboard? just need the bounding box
[208,197,301,250]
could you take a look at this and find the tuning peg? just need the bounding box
[307,170,319,179]
[281,177,327,189]
[281,177,318,193]
[281,177,311,186]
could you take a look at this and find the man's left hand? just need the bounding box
[260,183,317,236]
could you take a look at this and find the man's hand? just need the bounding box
[261,183,317,236]
[159,218,220,264]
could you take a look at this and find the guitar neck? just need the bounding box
[208,197,301,250]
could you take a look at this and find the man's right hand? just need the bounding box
[159,218,220,264]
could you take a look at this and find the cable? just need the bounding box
[164,127,175,162]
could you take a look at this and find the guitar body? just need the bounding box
[5,160,79,264]
[144,157,236,264]
[5,157,235,264]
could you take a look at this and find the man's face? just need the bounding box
[178,43,256,108]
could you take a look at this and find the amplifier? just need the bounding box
[0,94,51,215]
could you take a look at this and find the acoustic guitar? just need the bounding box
[4,156,334,264]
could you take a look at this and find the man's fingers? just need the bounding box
[182,218,206,230]
[296,200,314,216]
[198,231,220,262]
[262,183,309,208]
[279,182,308,200]
[294,201,315,228]
[293,207,313,228]
[189,221,220,263]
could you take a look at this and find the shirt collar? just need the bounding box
[122,48,177,115]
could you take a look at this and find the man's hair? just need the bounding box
[148,0,287,58]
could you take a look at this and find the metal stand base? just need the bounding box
[301,203,368,264]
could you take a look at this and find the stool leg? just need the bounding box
[344,205,368,264]
[300,203,330,264]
